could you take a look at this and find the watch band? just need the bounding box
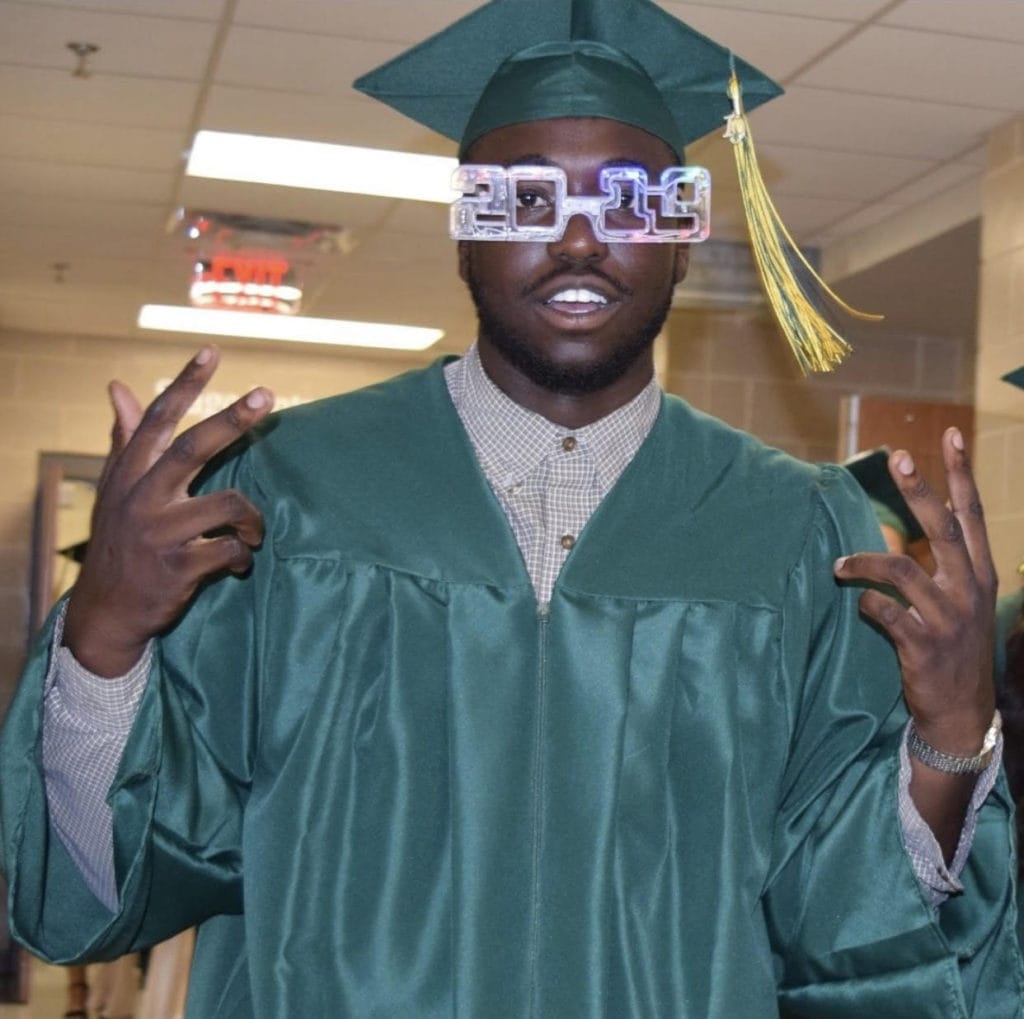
[907,710,1002,775]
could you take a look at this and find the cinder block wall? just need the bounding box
[0,312,977,716]
[976,116,1024,595]
[664,306,975,464]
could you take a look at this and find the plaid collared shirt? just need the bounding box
[445,343,659,604]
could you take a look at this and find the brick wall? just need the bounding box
[664,305,975,464]
[976,117,1024,595]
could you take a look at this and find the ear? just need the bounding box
[458,241,471,283]
[673,243,690,286]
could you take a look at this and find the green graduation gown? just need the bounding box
[2,360,1021,1017]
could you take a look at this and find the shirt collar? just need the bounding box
[446,343,661,495]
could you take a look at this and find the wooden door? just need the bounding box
[838,395,975,502]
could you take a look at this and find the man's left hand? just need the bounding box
[834,427,998,859]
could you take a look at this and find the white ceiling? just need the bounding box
[0,0,1017,353]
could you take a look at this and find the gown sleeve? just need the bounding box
[0,447,264,963]
[765,466,1023,1018]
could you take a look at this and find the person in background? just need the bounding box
[844,446,921,555]
[62,965,87,1019]
[86,955,139,1019]
[135,930,192,1019]
[2,2,1020,1016]
[993,365,1024,948]
[62,956,138,1019]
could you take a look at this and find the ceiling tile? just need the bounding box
[883,0,1024,44]
[0,291,147,340]
[746,86,1008,161]
[0,67,199,129]
[0,157,174,203]
[744,190,865,238]
[959,144,989,168]
[797,26,1024,111]
[10,0,222,21]
[667,0,891,20]
[749,144,931,202]
[659,3,856,79]
[0,196,165,235]
[2,222,161,260]
[0,114,185,171]
[216,26,401,94]
[0,252,155,288]
[884,162,981,210]
[806,201,901,246]
[701,181,882,241]
[200,87,455,154]
[233,0,482,43]
[0,2,219,79]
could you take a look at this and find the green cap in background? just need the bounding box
[353,0,782,158]
[843,448,925,545]
[1002,366,1024,390]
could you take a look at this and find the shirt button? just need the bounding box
[561,436,578,452]
[560,534,576,550]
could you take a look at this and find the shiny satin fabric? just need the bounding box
[2,361,1021,1017]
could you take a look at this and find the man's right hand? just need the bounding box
[63,347,275,678]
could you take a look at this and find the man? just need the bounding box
[2,1,1021,1015]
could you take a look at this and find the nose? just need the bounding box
[547,212,609,265]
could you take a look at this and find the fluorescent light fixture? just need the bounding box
[186,130,459,204]
[138,305,444,351]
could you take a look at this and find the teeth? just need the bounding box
[549,288,608,305]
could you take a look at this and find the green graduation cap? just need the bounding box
[1003,366,1024,390]
[356,0,882,375]
[843,448,924,544]
[353,0,782,159]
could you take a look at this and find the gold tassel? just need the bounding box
[723,70,883,375]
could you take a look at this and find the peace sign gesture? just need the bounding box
[63,348,274,678]
[835,427,998,857]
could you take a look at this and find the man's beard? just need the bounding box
[465,262,674,396]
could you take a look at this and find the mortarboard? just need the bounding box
[355,0,882,375]
[843,448,925,545]
[354,0,780,160]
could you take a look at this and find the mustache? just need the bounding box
[521,265,632,300]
